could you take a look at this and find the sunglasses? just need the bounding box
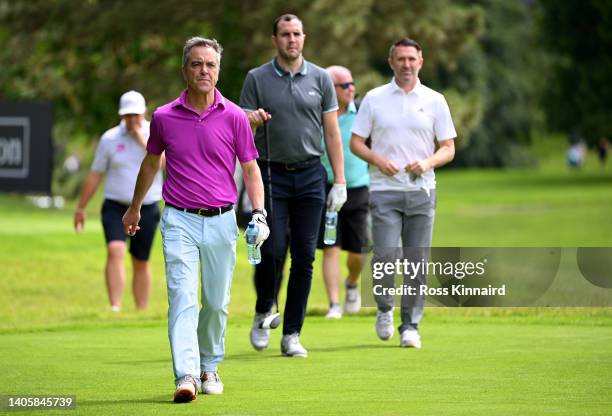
[334,81,355,90]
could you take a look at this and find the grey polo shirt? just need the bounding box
[240,58,338,163]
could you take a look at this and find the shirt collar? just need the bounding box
[346,101,357,114]
[390,77,423,96]
[272,57,308,77]
[171,88,226,111]
[337,102,357,119]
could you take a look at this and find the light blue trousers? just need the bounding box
[159,206,238,385]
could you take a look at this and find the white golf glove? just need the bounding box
[250,211,270,248]
[327,183,347,212]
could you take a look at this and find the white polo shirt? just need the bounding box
[91,120,163,205]
[352,78,456,192]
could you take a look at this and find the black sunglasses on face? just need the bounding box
[334,81,355,90]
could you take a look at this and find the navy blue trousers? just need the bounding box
[254,161,326,335]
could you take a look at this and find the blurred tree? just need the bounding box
[304,0,484,140]
[0,0,219,195]
[449,0,545,167]
[539,0,612,144]
[0,0,484,196]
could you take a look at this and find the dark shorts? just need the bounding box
[317,185,369,253]
[101,199,160,261]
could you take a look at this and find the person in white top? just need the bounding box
[74,90,164,312]
[350,38,456,348]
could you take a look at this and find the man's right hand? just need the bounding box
[246,109,272,130]
[128,127,147,148]
[74,208,86,233]
[122,206,141,236]
[374,155,401,176]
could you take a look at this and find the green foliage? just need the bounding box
[538,0,612,143]
[450,0,546,167]
[3,0,609,182]
[1,0,484,197]
[1,0,214,195]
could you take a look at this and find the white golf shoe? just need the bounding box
[173,375,197,403]
[400,329,422,348]
[325,304,342,319]
[375,310,394,341]
[250,312,271,351]
[281,333,308,357]
[201,371,224,395]
[344,282,361,314]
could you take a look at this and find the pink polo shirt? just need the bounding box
[147,89,258,208]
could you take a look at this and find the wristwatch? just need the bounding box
[252,208,267,217]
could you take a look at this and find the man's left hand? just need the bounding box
[405,159,432,176]
[327,183,347,212]
[251,212,270,248]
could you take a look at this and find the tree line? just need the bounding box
[0,0,609,195]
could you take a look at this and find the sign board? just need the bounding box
[0,102,53,193]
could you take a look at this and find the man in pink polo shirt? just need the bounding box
[123,37,269,403]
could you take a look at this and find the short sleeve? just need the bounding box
[351,94,373,139]
[90,137,109,173]
[239,72,259,112]
[434,96,457,141]
[234,111,259,163]
[146,112,165,155]
[321,70,339,113]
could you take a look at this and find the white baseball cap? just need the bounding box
[118,90,146,115]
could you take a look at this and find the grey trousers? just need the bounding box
[370,190,436,332]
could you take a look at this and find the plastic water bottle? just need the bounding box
[323,210,338,245]
[245,222,261,265]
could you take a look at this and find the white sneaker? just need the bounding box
[375,310,394,341]
[325,304,342,319]
[400,329,422,348]
[250,313,270,350]
[201,371,224,395]
[344,282,361,314]
[281,333,308,357]
[173,375,197,403]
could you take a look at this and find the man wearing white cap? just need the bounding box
[74,90,164,312]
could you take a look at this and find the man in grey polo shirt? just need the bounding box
[240,13,346,357]
[350,38,456,349]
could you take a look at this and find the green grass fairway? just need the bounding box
[2,315,611,415]
[1,140,611,414]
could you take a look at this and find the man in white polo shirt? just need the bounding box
[350,38,456,348]
[74,90,164,312]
